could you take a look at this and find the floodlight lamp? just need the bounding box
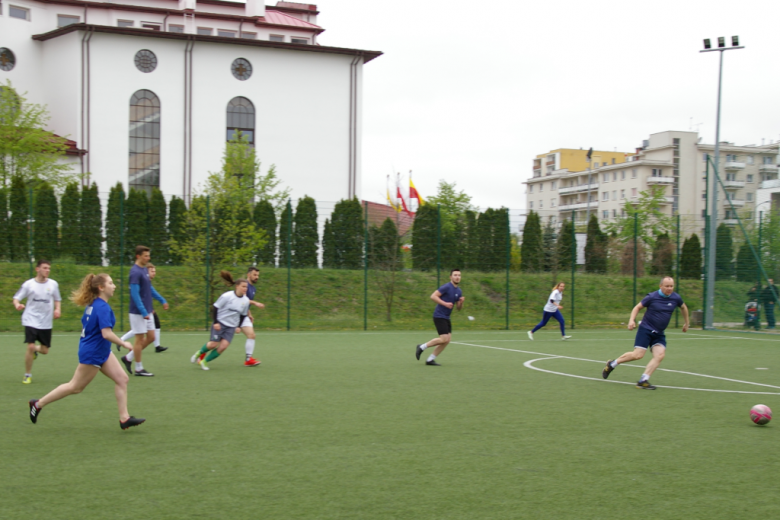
[703,39,711,49]
[732,36,739,46]
[718,37,725,48]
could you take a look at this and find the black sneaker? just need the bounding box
[425,360,441,366]
[134,369,154,377]
[29,399,41,424]
[415,344,424,360]
[602,360,615,379]
[120,416,146,430]
[120,356,132,374]
[155,346,168,353]
[636,380,656,390]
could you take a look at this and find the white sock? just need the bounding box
[126,350,135,362]
[245,339,255,358]
[427,354,436,362]
[640,373,649,382]
[155,329,161,348]
[120,331,133,342]
[25,373,31,377]
[610,360,618,368]
[419,343,428,351]
[135,361,143,371]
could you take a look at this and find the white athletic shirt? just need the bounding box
[14,278,62,329]
[543,289,562,313]
[214,290,250,328]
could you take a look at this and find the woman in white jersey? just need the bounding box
[527,282,571,340]
[190,271,250,371]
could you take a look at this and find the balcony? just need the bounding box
[759,164,778,174]
[724,161,745,170]
[558,201,598,211]
[646,176,675,185]
[629,196,674,205]
[723,198,745,207]
[558,183,599,195]
[760,179,780,190]
[723,219,739,225]
[722,180,745,189]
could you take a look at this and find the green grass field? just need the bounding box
[2,328,779,519]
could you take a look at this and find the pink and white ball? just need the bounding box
[750,404,772,426]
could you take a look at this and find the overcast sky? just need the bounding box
[302,0,780,212]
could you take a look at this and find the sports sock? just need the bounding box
[245,339,255,358]
[25,373,31,378]
[126,351,135,362]
[427,354,436,362]
[199,344,209,355]
[135,362,143,371]
[205,350,221,362]
[120,331,133,342]
[155,329,161,348]
[610,360,618,368]
[419,343,428,351]
[640,374,649,382]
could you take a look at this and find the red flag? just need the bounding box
[397,186,413,216]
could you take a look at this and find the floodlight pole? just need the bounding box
[700,40,744,330]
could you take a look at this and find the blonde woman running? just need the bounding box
[527,282,572,340]
[29,274,145,430]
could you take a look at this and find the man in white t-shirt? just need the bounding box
[12,260,62,384]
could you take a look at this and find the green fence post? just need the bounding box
[505,209,510,330]
[205,195,211,330]
[28,186,33,278]
[675,213,680,328]
[286,200,292,332]
[702,160,709,314]
[633,213,638,306]
[571,210,575,330]
[119,193,124,332]
[364,200,368,331]
[758,211,763,287]
[436,204,441,288]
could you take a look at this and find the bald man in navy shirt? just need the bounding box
[602,276,689,389]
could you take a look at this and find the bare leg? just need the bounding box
[216,339,231,354]
[38,364,100,408]
[431,333,451,356]
[100,354,131,422]
[642,344,666,377]
[615,347,647,365]
[25,343,37,373]
[132,330,155,363]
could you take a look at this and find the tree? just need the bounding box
[125,189,149,261]
[167,196,187,265]
[292,196,318,268]
[680,234,703,280]
[464,210,479,270]
[715,223,734,279]
[584,215,607,274]
[426,180,477,234]
[33,181,59,262]
[620,239,646,277]
[604,185,674,250]
[8,175,27,262]
[0,187,8,260]
[0,81,76,189]
[253,199,276,266]
[59,182,80,261]
[556,219,574,272]
[148,188,168,264]
[369,217,402,321]
[79,182,102,265]
[105,182,126,266]
[329,197,363,269]
[411,203,438,271]
[736,243,759,283]
[650,233,674,276]
[476,208,496,271]
[520,211,543,272]
[278,201,292,268]
[322,218,335,269]
[542,218,558,272]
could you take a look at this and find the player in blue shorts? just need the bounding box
[602,276,689,389]
[29,273,146,430]
[415,269,465,366]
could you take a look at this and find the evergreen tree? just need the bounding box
[125,189,149,261]
[520,211,543,272]
[411,203,438,271]
[650,233,674,276]
[542,218,557,272]
[33,182,58,262]
[148,188,168,263]
[330,197,363,269]
[167,196,187,265]
[736,243,759,283]
[476,208,495,271]
[584,215,607,274]
[369,217,401,269]
[59,182,80,262]
[322,218,335,269]
[105,182,126,266]
[0,188,8,261]
[464,210,478,270]
[556,219,574,272]
[715,223,734,279]
[292,196,318,268]
[278,200,293,268]
[680,233,703,280]
[493,208,510,272]
[8,175,28,262]
[253,199,277,267]
[79,182,103,265]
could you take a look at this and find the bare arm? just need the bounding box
[430,290,453,309]
[101,328,133,350]
[456,297,465,311]
[680,303,690,333]
[627,302,644,330]
[54,301,61,319]
[13,298,24,311]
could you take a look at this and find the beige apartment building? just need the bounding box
[525,131,780,235]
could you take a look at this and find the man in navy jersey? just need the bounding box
[602,276,689,389]
[239,266,264,366]
[415,269,465,366]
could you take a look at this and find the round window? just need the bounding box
[0,48,16,72]
[231,58,252,81]
[134,49,157,73]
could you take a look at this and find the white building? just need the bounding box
[0,0,381,202]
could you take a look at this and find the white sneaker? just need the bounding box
[562,335,572,340]
[190,351,201,364]
[527,331,534,340]
[199,359,210,371]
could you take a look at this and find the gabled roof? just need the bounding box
[363,201,415,236]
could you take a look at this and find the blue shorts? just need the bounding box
[78,345,111,367]
[634,327,667,350]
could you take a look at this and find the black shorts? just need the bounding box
[24,327,52,348]
[153,312,161,329]
[433,318,452,336]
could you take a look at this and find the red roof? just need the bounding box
[261,9,321,30]
[363,201,415,236]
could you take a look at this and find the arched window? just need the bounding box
[129,89,160,193]
[226,96,255,146]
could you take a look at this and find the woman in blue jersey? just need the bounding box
[527,282,572,341]
[29,274,146,430]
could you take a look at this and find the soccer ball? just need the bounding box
[750,404,772,425]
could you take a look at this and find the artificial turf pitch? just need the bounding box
[2,329,779,519]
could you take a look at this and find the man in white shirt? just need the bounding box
[12,260,62,384]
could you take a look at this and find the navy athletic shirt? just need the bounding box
[433,282,463,319]
[246,282,256,301]
[639,290,684,333]
[129,264,153,316]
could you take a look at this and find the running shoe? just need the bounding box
[29,399,41,424]
[120,355,132,375]
[602,360,615,379]
[636,380,657,390]
[22,375,31,384]
[415,344,424,360]
[562,335,572,340]
[527,331,534,340]
[425,360,442,366]
[155,346,168,353]
[190,351,202,364]
[199,359,210,371]
[244,357,261,367]
[120,416,146,430]
[134,369,154,377]
[199,352,206,362]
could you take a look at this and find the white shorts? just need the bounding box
[129,314,155,335]
[240,316,252,329]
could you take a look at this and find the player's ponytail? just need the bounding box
[70,273,111,307]
[220,270,248,288]
[552,281,565,291]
